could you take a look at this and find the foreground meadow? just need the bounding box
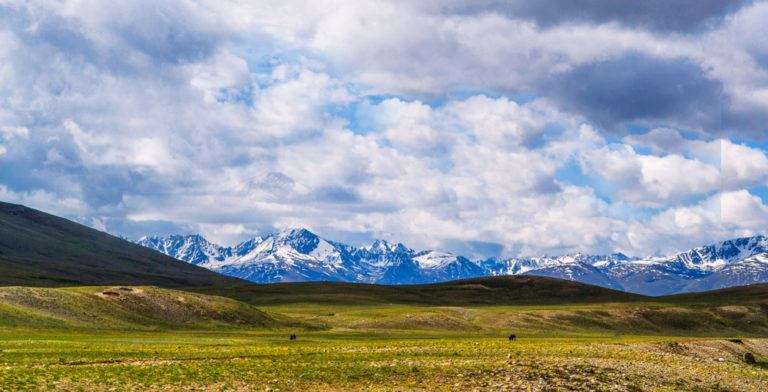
[2,285,768,390]
[1,325,767,391]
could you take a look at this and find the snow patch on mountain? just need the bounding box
[136,231,768,295]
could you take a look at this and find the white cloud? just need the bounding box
[1,0,767,258]
[625,128,768,192]
[628,190,768,255]
[63,119,177,172]
[216,0,768,134]
[252,67,353,138]
[187,49,251,103]
[0,185,88,217]
[363,98,444,153]
[581,145,720,205]
[0,126,28,139]
[443,95,551,148]
[0,125,29,156]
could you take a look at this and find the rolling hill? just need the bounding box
[5,200,768,324]
[206,275,645,306]
[0,202,646,310]
[0,201,242,287]
[658,281,768,306]
[0,285,279,330]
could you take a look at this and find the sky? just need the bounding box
[1,0,768,259]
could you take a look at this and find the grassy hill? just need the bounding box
[658,282,768,305]
[3,280,767,336]
[197,277,768,337]
[0,201,242,287]
[4,200,768,339]
[0,285,280,330]
[208,275,644,306]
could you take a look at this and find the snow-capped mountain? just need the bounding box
[481,253,634,291]
[200,228,357,283]
[137,230,768,295]
[605,235,768,295]
[489,236,768,295]
[136,234,230,265]
[138,228,479,284]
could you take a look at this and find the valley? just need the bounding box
[2,202,768,391]
[2,279,768,390]
[1,299,768,391]
[6,1,768,390]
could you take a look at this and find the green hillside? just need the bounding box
[659,282,768,305]
[0,285,279,330]
[0,201,241,287]
[4,200,768,339]
[208,275,644,306]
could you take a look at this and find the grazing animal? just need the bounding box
[289,334,297,341]
[727,338,744,344]
[508,334,516,341]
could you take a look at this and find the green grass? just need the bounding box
[0,286,281,330]
[4,201,768,389]
[1,328,766,391]
[5,285,768,336]
[202,275,644,307]
[2,286,768,391]
[261,301,768,337]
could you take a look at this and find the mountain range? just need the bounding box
[0,201,642,305]
[137,228,768,295]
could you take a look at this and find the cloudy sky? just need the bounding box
[1,0,768,258]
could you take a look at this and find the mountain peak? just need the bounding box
[136,230,768,295]
[274,227,320,254]
[368,239,411,254]
[276,227,316,238]
[667,234,768,270]
[611,252,631,261]
[136,233,229,265]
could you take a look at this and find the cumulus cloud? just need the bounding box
[1,0,767,258]
[0,185,88,217]
[580,145,719,205]
[231,0,767,135]
[628,190,768,254]
[625,128,768,190]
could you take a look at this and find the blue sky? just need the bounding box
[1,0,768,258]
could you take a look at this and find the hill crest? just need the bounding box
[0,201,242,287]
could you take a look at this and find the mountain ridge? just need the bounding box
[137,229,768,295]
[0,201,243,287]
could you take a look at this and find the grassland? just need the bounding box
[3,202,768,390]
[0,286,280,330]
[2,284,768,391]
[1,328,766,391]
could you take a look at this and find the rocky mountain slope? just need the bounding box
[138,228,486,285]
[138,229,768,295]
